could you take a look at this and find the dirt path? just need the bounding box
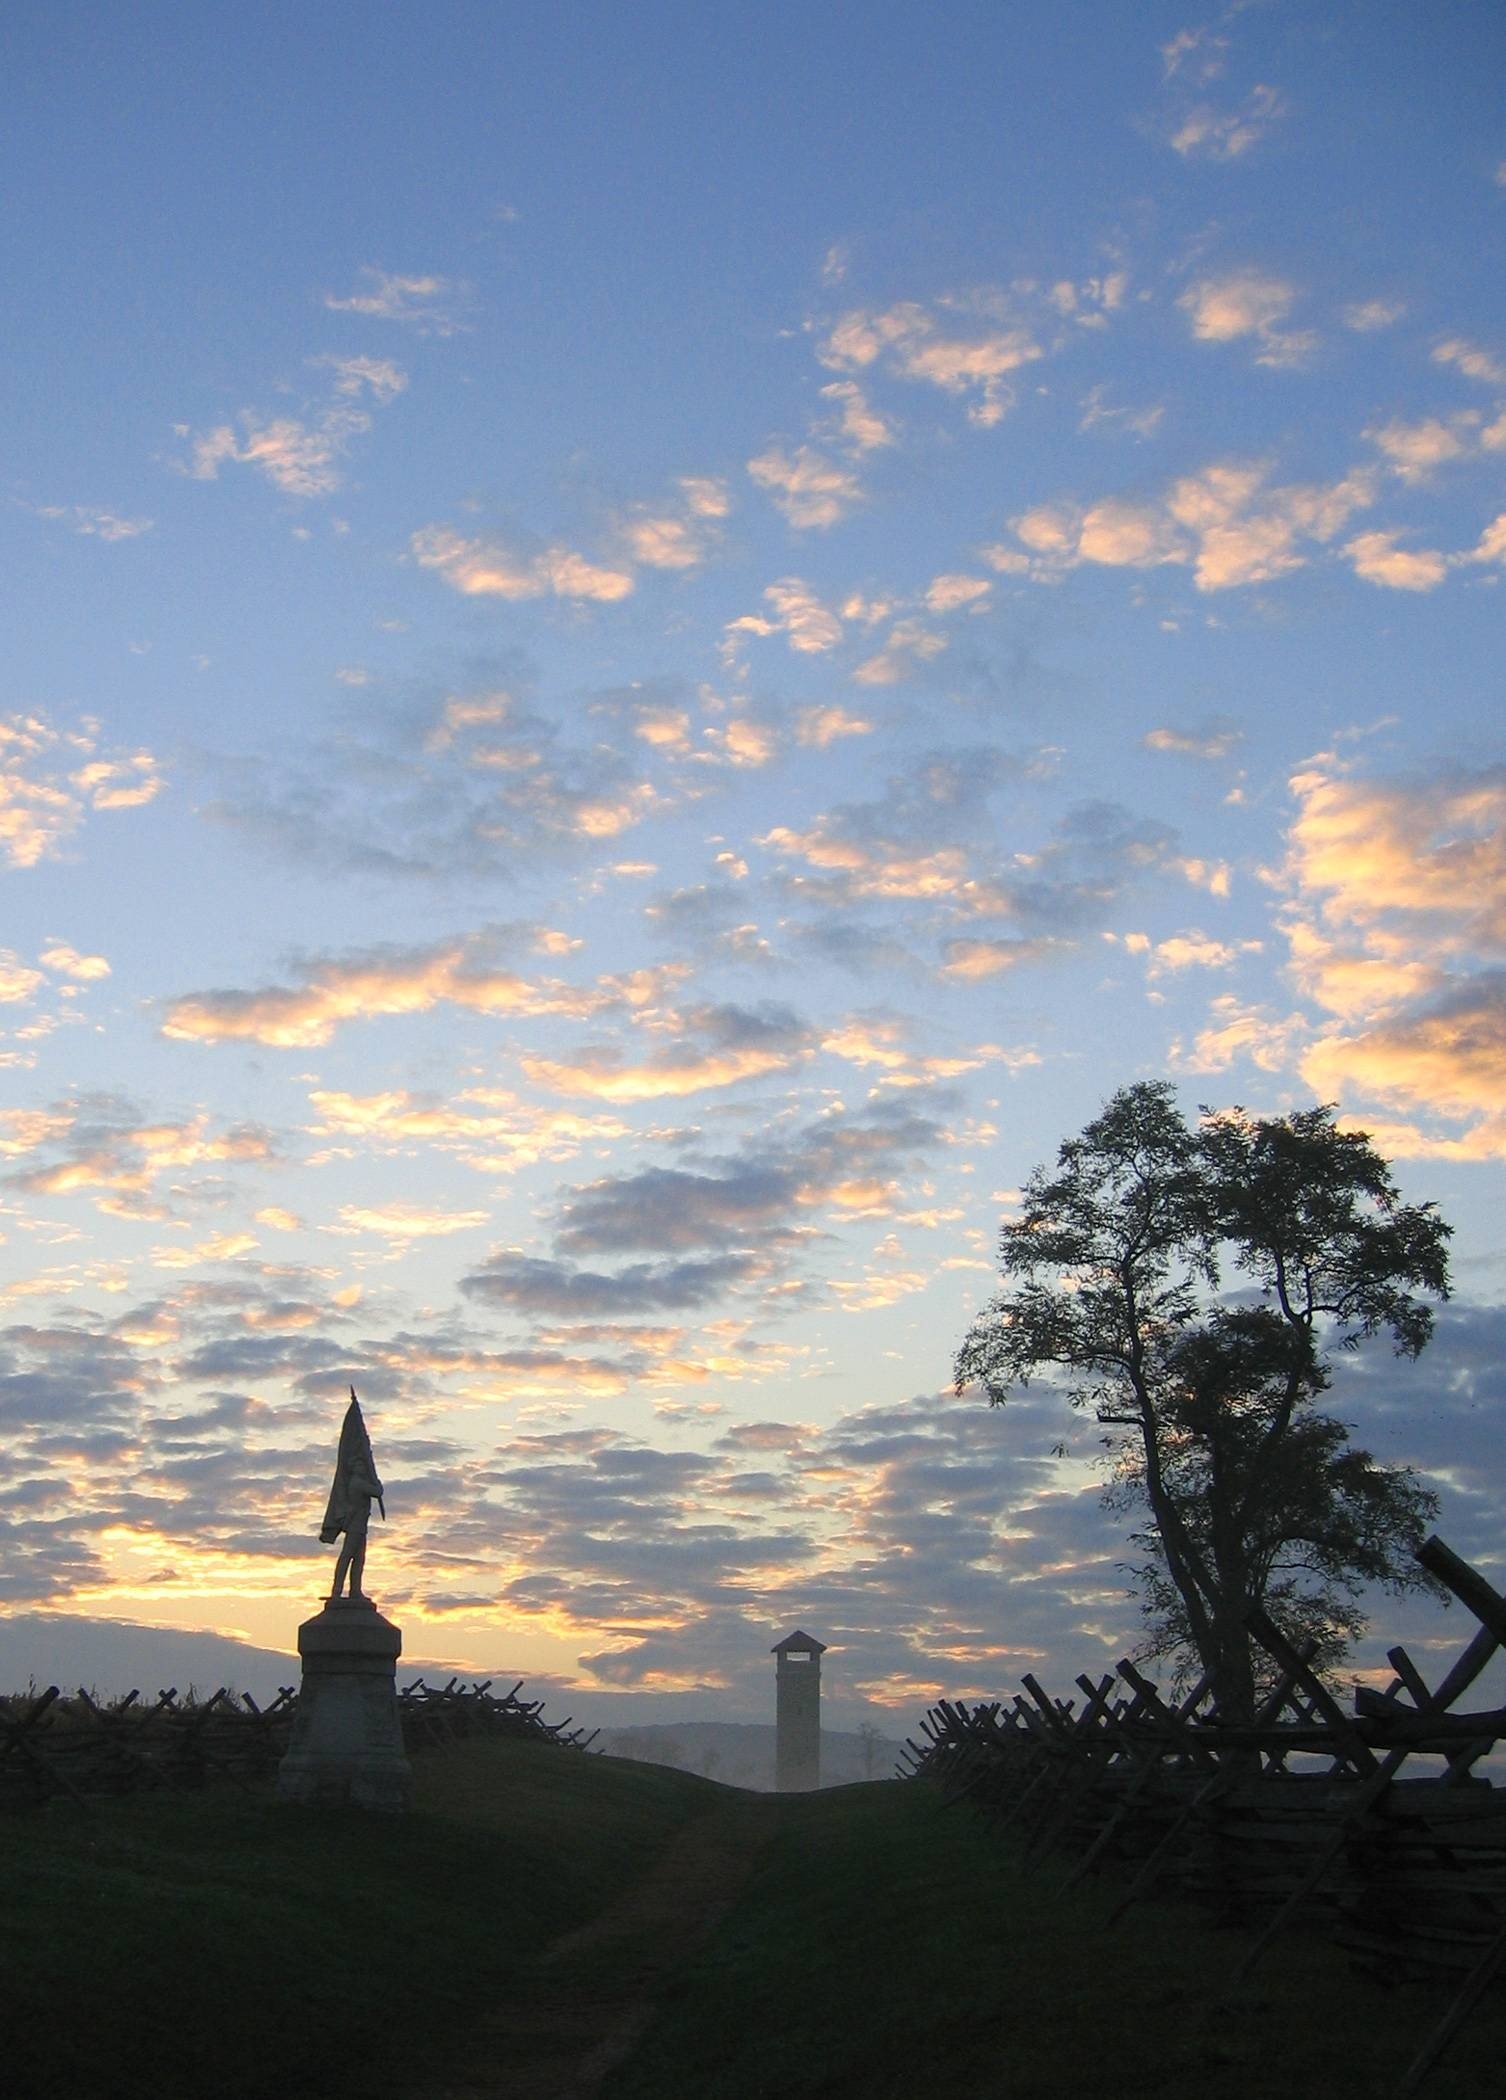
[410,1793,781,2100]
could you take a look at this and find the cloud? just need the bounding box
[335,1203,490,1240]
[202,682,688,882]
[1077,386,1164,440]
[1365,413,1482,483]
[323,268,470,333]
[0,712,165,870]
[162,929,602,1048]
[939,936,1071,980]
[3,1097,274,1201]
[1143,718,1243,761]
[727,578,845,654]
[851,617,948,687]
[461,1250,762,1317]
[746,444,863,528]
[411,527,635,602]
[1303,977,1506,1138]
[555,1094,946,1259]
[522,1002,812,1102]
[1343,299,1407,333]
[727,571,986,675]
[1342,530,1448,592]
[1462,513,1506,567]
[308,1086,627,1174]
[1177,270,1314,365]
[1160,26,1227,82]
[318,354,408,401]
[615,475,730,571]
[762,764,1187,967]
[819,297,1047,426]
[33,504,154,541]
[993,459,1374,593]
[1277,760,1506,1145]
[818,380,896,452]
[1170,996,1309,1075]
[1168,83,1284,161]
[176,343,417,503]
[1432,337,1506,387]
[0,953,44,1003]
[923,574,991,615]
[794,707,873,748]
[1141,929,1253,977]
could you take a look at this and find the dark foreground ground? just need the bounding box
[4,1737,1504,2099]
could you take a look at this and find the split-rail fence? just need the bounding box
[0,1674,595,1807]
[901,1532,1506,2094]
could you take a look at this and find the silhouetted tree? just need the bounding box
[954,1082,1451,1721]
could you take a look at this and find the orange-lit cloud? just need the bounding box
[819,297,1048,425]
[1273,761,1506,1145]
[162,933,601,1048]
[991,459,1375,592]
[524,1004,810,1101]
[1178,268,1313,364]
[308,1087,627,1171]
[411,526,634,602]
[745,445,863,528]
[0,712,164,869]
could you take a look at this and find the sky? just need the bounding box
[3,1,1505,1729]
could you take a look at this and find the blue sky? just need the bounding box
[3,1,1505,1725]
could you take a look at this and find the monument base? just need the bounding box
[276,1598,412,1811]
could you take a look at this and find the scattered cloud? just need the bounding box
[335,1203,490,1241]
[795,706,873,748]
[993,459,1374,592]
[746,444,863,529]
[32,504,154,541]
[819,297,1048,426]
[1077,385,1165,440]
[38,943,110,981]
[1160,26,1227,83]
[309,1087,627,1174]
[411,527,634,602]
[923,574,991,615]
[162,930,602,1049]
[1342,530,1448,592]
[2,1097,274,1203]
[1277,759,1506,1148]
[1177,269,1315,365]
[818,379,897,452]
[323,268,470,334]
[1342,298,1406,333]
[616,475,731,571]
[0,713,164,870]
[727,577,845,654]
[1432,337,1506,387]
[1365,412,1487,484]
[318,354,409,401]
[522,1002,812,1102]
[1168,83,1284,162]
[1143,718,1243,761]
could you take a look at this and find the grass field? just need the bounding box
[4,1740,1504,2098]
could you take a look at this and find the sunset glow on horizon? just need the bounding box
[4,3,1504,1723]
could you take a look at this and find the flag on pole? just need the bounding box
[319,1388,384,1542]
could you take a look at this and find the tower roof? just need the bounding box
[772,1628,827,1655]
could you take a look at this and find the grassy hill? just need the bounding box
[4,1738,1504,2098]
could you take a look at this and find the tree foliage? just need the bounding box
[954,1082,1452,1718]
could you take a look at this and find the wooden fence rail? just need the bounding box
[902,1532,1506,2096]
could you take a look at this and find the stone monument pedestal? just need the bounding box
[277,1598,412,1811]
